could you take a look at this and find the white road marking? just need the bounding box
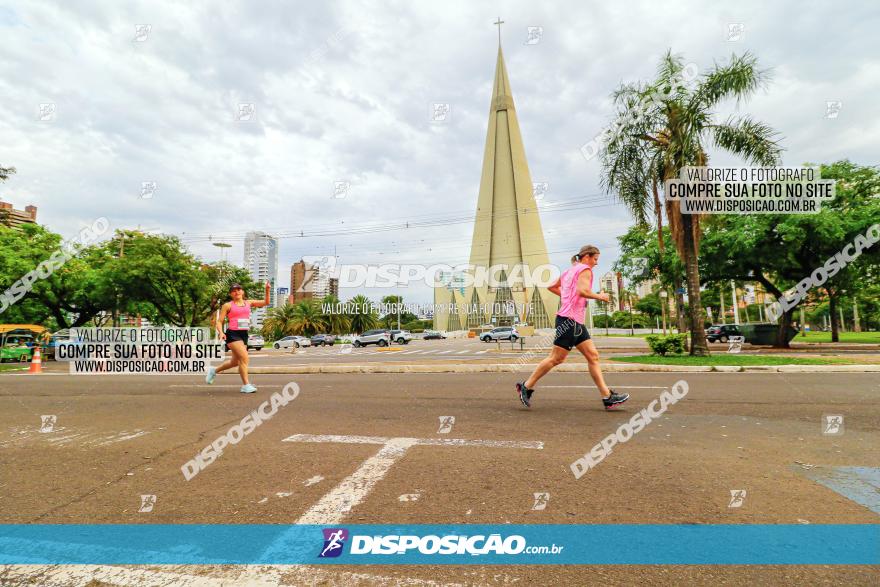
[169,385,257,389]
[541,385,669,389]
[456,350,469,354]
[282,433,543,525]
[94,430,150,446]
[0,565,462,587]
[437,350,454,354]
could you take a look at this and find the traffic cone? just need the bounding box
[28,347,43,374]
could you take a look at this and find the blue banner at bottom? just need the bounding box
[0,524,877,565]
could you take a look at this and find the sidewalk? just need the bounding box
[249,362,880,375]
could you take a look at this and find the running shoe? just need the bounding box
[516,381,534,408]
[205,367,217,385]
[240,383,257,394]
[602,390,629,410]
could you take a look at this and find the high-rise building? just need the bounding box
[243,231,278,328]
[290,259,339,303]
[433,38,557,331]
[635,278,659,300]
[0,201,37,228]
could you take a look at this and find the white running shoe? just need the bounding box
[205,367,217,385]
[240,383,257,394]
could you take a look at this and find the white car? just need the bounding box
[480,327,520,342]
[353,329,391,347]
[273,336,312,349]
[389,329,413,344]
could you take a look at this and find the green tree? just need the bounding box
[635,292,662,324]
[320,295,351,334]
[0,223,115,327]
[699,161,880,345]
[288,300,327,336]
[347,294,378,334]
[601,51,782,355]
[105,231,256,327]
[379,294,416,329]
[262,303,300,340]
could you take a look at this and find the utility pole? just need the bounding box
[719,287,725,325]
[800,307,806,337]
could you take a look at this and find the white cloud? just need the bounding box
[1,0,877,304]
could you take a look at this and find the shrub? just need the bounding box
[645,333,687,356]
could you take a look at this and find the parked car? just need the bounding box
[705,324,743,343]
[310,334,336,346]
[422,330,446,340]
[389,330,413,344]
[353,329,391,347]
[480,326,519,342]
[247,335,264,351]
[273,336,312,349]
[0,333,36,362]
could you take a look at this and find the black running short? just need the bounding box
[553,316,591,350]
[225,329,249,350]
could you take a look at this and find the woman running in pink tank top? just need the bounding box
[204,281,271,394]
[516,245,629,410]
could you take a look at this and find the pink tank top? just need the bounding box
[556,264,592,324]
[227,301,251,331]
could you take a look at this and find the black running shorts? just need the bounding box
[553,316,591,350]
[225,329,249,350]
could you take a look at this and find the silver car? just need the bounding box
[480,326,520,342]
[353,329,390,347]
[273,336,312,349]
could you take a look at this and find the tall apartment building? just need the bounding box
[243,231,278,329]
[0,201,38,228]
[290,259,339,303]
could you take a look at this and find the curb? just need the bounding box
[249,363,880,375]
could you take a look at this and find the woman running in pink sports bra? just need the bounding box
[205,281,271,394]
[516,245,629,411]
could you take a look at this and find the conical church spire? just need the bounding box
[434,30,558,331]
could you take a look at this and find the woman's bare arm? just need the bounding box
[249,282,272,308]
[216,302,231,339]
[577,269,609,301]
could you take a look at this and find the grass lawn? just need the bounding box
[794,331,880,344]
[611,354,853,366]
[596,333,655,338]
[0,363,30,372]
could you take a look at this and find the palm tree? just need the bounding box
[263,303,299,339]
[289,300,327,336]
[347,294,378,334]
[320,295,351,334]
[601,51,782,355]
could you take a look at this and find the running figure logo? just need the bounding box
[822,414,844,435]
[40,415,57,433]
[727,336,745,354]
[319,528,349,558]
[437,416,455,434]
[138,494,156,513]
[531,492,550,511]
[728,489,747,508]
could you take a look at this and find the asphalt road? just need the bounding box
[1,369,877,585]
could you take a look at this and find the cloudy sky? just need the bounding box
[2,0,878,304]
